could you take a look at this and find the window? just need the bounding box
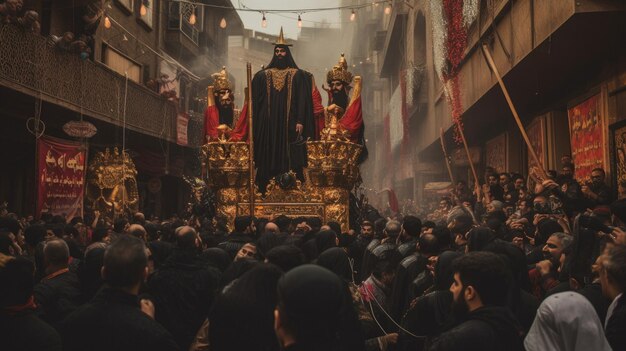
[102,45,141,83]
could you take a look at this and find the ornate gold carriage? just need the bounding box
[201,134,363,232]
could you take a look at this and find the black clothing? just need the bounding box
[605,294,626,351]
[317,247,354,283]
[578,282,610,323]
[588,182,613,208]
[428,306,524,351]
[60,288,179,351]
[390,253,427,321]
[397,239,417,258]
[399,291,453,351]
[252,64,314,191]
[148,249,219,350]
[33,269,83,327]
[1,309,62,351]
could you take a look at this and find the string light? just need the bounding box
[384,2,392,15]
[104,16,111,29]
[350,9,356,21]
[140,3,147,16]
[189,5,197,25]
[261,12,267,28]
[220,17,227,29]
[297,14,302,28]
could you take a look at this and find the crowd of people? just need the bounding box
[2,161,626,350]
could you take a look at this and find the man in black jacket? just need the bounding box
[34,239,82,327]
[600,245,626,350]
[149,226,219,350]
[60,235,178,351]
[428,252,524,351]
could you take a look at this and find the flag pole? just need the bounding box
[246,63,255,216]
[439,128,456,185]
[481,43,548,180]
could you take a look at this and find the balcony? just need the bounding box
[0,24,178,142]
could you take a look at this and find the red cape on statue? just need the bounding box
[204,105,220,140]
[230,104,248,141]
[340,96,363,144]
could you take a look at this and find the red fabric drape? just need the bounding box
[230,104,249,141]
[380,188,399,213]
[340,96,363,144]
[204,105,220,140]
[312,86,325,140]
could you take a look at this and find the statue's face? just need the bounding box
[274,47,287,60]
[215,89,233,107]
[330,80,344,92]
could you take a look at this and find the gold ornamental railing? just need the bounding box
[0,24,177,142]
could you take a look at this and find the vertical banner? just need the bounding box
[37,136,86,221]
[568,94,605,182]
[177,112,189,146]
[485,133,507,173]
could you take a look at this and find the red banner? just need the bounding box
[568,94,605,182]
[37,137,86,221]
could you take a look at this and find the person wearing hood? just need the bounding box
[428,252,524,351]
[524,292,611,351]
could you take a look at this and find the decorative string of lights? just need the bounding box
[170,0,395,27]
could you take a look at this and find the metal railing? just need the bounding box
[0,24,177,142]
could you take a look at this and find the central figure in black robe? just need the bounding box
[251,28,314,193]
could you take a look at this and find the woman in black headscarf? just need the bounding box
[315,230,338,256]
[398,251,462,351]
[275,264,364,351]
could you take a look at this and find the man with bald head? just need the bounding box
[128,224,148,242]
[148,226,219,349]
[34,239,82,327]
[265,222,280,234]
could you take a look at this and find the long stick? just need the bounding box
[439,128,456,185]
[443,84,480,188]
[481,43,548,180]
[246,63,255,216]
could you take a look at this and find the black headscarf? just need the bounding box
[276,265,364,351]
[266,45,299,69]
[317,247,353,283]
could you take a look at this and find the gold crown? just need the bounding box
[326,53,353,84]
[211,66,232,91]
[272,27,292,46]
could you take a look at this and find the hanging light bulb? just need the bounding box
[140,3,147,16]
[261,13,267,28]
[350,9,356,22]
[220,17,227,29]
[297,14,302,28]
[384,3,392,15]
[104,15,111,29]
[189,12,196,25]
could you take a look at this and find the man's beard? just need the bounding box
[274,56,288,69]
[332,89,349,110]
[451,287,470,321]
[216,101,234,126]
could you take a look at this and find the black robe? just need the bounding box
[252,67,314,190]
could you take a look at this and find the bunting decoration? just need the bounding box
[430,0,479,143]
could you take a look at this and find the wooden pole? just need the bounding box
[442,84,480,188]
[481,43,548,180]
[439,127,456,185]
[246,63,255,216]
